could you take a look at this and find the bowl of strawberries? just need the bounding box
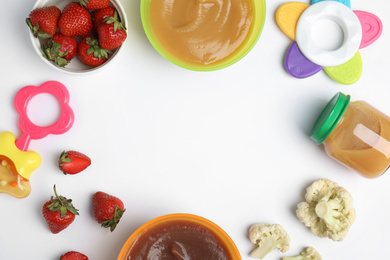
[26,0,128,74]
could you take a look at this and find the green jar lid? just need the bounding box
[310,92,351,144]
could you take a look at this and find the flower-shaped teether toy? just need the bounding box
[276,0,382,84]
[0,81,74,199]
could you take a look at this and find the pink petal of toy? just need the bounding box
[354,11,382,49]
[324,51,362,85]
[285,42,323,78]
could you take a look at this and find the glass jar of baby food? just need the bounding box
[310,92,390,178]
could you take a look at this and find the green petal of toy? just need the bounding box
[324,51,362,85]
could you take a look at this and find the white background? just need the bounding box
[1,0,390,259]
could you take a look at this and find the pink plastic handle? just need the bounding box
[14,81,74,151]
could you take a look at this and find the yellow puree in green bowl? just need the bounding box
[142,0,265,71]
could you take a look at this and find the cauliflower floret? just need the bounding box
[296,178,356,241]
[282,247,322,260]
[248,223,290,259]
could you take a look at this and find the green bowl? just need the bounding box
[140,0,266,71]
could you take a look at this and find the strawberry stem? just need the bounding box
[86,37,110,60]
[26,18,52,39]
[103,12,127,32]
[42,39,70,67]
[47,185,79,218]
[59,151,71,175]
[60,151,71,163]
[79,0,90,7]
[101,207,125,232]
[53,184,61,202]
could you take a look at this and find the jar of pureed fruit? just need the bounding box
[310,92,390,178]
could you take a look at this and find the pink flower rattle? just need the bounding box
[0,81,74,198]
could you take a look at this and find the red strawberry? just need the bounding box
[58,2,92,37]
[42,185,79,234]
[78,36,109,66]
[79,0,110,10]
[59,151,91,175]
[92,191,125,232]
[60,251,89,260]
[42,34,78,67]
[26,6,61,38]
[97,12,127,50]
[91,6,116,32]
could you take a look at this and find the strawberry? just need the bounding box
[91,6,116,32]
[59,151,91,175]
[58,2,92,37]
[78,35,109,66]
[42,185,79,234]
[42,34,78,67]
[92,191,125,232]
[79,0,110,10]
[97,12,127,50]
[60,251,89,260]
[26,6,61,38]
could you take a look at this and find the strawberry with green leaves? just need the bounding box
[91,6,116,32]
[42,185,79,234]
[79,0,110,10]
[60,251,89,260]
[42,34,78,67]
[58,2,92,37]
[26,6,61,38]
[97,12,127,50]
[78,36,109,66]
[59,150,91,175]
[92,191,125,232]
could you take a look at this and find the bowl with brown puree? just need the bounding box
[118,213,241,260]
[141,0,266,71]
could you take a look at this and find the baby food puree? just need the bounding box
[148,0,256,69]
[118,214,241,260]
[125,220,231,259]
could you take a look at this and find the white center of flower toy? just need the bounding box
[296,1,362,67]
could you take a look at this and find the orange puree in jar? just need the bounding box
[311,92,390,178]
[323,101,390,178]
[149,0,255,66]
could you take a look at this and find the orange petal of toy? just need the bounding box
[324,51,362,85]
[276,2,310,40]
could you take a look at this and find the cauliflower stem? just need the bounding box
[248,224,290,259]
[282,247,322,260]
[250,236,281,259]
[283,256,308,260]
[315,197,346,233]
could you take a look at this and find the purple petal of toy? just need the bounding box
[285,42,323,78]
[354,11,383,49]
[311,0,351,8]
